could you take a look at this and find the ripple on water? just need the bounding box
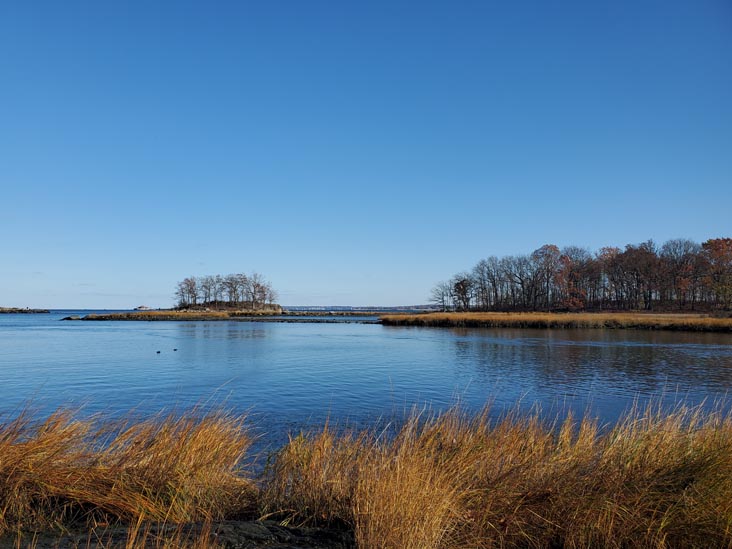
[1,315,731,451]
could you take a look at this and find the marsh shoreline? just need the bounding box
[381,311,732,333]
[63,310,732,332]
[62,310,384,323]
[4,404,732,548]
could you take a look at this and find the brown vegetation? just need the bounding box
[0,409,254,540]
[435,237,732,312]
[264,404,732,548]
[380,311,732,332]
[5,404,732,547]
[81,309,282,321]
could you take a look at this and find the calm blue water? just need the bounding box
[2,311,732,452]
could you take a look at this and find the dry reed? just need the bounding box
[0,408,254,538]
[380,312,732,332]
[265,404,732,548]
[261,423,368,528]
[5,404,732,547]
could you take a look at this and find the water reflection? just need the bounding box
[444,327,732,421]
[1,316,732,452]
[177,323,268,340]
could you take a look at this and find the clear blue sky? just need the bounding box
[1,1,730,308]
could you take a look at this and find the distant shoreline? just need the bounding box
[63,309,383,323]
[57,310,732,332]
[0,307,50,314]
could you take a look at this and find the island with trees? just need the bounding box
[173,272,278,310]
[79,272,282,321]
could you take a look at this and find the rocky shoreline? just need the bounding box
[0,307,50,314]
[61,310,381,323]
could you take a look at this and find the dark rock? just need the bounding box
[2,520,355,549]
[211,521,354,549]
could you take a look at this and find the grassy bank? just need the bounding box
[0,408,254,546]
[80,310,281,321]
[4,405,732,547]
[77,310,382,322]
[380,311,732,332]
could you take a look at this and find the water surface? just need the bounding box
[2,311,731,451]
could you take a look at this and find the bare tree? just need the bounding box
[174,272,279,310]
[213,275,224,304]
[175,277,198,307]
[247,272,267,309]
[451,274,474,311]
[265,282,278,305]
[199,275,216,306]
[224,274,241,306]
[430,281,453,311]
[432,236,732,312]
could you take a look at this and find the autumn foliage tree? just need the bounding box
[432,237,732,312]
[703,238,732,309]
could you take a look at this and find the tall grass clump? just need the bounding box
[5,403,732,547]
[352,411,476,549]
[265,404,732,548]
[0,408,255,536]
[261,422,369,527]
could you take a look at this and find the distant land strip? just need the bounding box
[0,307,50,314]
[380,312,732,333]
[65,310,382,323]
[60,310,732,332]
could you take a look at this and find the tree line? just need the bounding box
[175,272,278,309]
[432,238,732,312]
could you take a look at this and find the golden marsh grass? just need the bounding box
[380,311,732,332]
[265,404,732,548]
[4,404,732,547]
[0,409,254,538]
